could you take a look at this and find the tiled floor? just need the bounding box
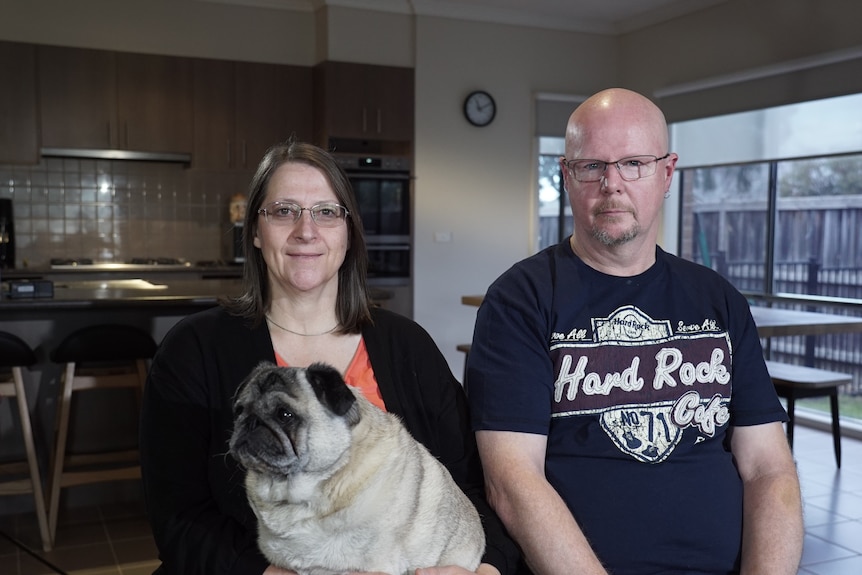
[0,498,158,575]
[0,423,861,575]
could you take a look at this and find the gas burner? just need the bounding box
[50,258,94,266]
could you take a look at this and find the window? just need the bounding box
[673,94,862,426]
[537,137,571,251]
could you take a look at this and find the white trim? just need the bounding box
[654,45,862,99]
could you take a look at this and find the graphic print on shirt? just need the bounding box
[550,305,731,463]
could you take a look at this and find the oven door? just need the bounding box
[366,244,410,278]
[348,171,411,243]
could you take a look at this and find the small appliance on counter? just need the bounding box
[5,279,54,299]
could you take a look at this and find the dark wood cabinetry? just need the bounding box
[39,46,193,153]
[0,41,39,164]
[193,59,312,170]
[192,58,236,169]
[314,61,414,144]
[236,62,312,168]
[4,43,413,167]
[116,52,194,153]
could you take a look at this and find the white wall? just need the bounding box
[413,17,616,374]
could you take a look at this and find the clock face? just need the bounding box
[464,91,496,127]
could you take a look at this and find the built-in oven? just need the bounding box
[335,154,411,278]
[335,153,413,316]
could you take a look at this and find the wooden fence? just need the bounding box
[721,259,862,397]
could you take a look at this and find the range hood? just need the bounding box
[41,147,192,164]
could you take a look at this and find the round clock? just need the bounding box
[463,90,496,127]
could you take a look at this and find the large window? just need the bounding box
[674,94,862,426]
[680,155,862,298]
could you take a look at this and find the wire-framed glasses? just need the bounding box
[562,154,671,182]
[257,201,349,227]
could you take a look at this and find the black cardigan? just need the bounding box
[140,305,519,575]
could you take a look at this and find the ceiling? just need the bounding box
[195,0,728,34]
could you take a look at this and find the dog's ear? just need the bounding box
[305,362,357,419]
[233,360,277,407]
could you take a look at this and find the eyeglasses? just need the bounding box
[562,154,670,182]
[257,201,349,227]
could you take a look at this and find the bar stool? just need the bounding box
[0,331,52,551]
[47,324,157,544]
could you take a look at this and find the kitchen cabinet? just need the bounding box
[193,59,312,170]
[192,58,236,170]
[0,41,39,164]
[313,61,414,144]
[116,52,194,153]
[39,46,193,153]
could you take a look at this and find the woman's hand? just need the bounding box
[416,564,501,575]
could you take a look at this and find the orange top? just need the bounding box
[274,337,386,411]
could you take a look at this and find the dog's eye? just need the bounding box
[276,408,294,422]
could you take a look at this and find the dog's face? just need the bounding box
[229,361,361,477]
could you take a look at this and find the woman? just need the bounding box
[140,141,518,575]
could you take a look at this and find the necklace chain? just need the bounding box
[265,315,338,337]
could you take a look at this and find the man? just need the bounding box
[467,88,803,575]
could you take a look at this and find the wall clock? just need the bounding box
[463,90,496,127]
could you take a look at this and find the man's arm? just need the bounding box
[730,421,803,575]
[475,430,608,575]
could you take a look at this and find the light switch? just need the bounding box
[434,231,453,243]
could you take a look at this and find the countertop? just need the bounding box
[1,264,243,280]
[1,278,244,311]
[1,277,395,312]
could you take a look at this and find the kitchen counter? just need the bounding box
[1,277,396,314]
[1,278,243,312]
[1,263,243,282]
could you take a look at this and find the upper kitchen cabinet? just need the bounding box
[39,45,117,149]
[235,62,312,169]
[192,58,235,170]
[0,41,38,164]
[313,61,414,144]
[193,59,312,170]
[116,52,193,153]
[39,46,193,154]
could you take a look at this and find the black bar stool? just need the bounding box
[47,324,157,544]
[0,331,52,551]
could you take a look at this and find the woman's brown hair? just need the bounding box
[222,141,372,333]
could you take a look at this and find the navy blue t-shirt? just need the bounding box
[468,244,788,575]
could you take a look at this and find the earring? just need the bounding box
[664,191,671,198]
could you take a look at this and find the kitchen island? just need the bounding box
[1,277,243,500]
[0,273,393,515]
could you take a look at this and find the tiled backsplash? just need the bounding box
[0,157,253,268]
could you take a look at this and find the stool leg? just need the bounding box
[48,361,76,546]
[829,390,841,468]
[13,367,52,552]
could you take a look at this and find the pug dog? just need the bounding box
[228,361,485,575]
